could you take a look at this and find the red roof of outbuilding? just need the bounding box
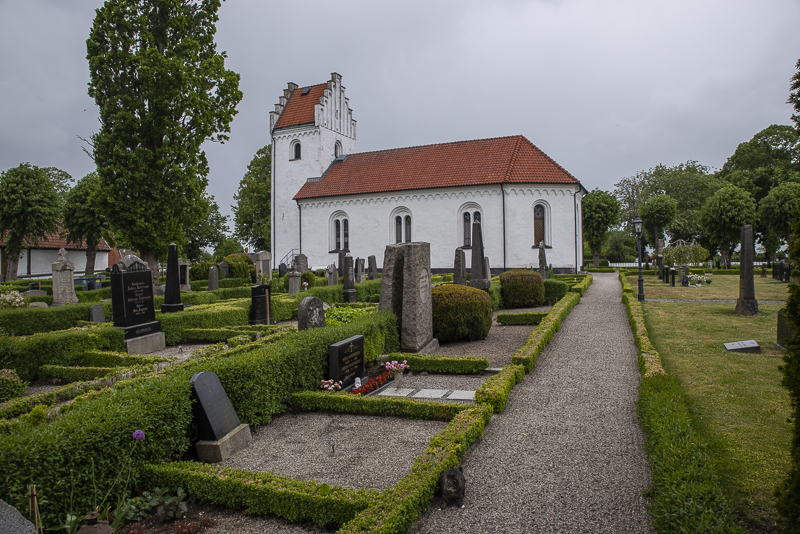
[294,135,579,200]
[274,83,328,130]
[0,225,112,251]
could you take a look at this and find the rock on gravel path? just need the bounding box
[410,273,654,533]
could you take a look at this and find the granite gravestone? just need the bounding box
[657,255,663,279]
[298,296,326,330]
[777,308,794,350]
[468,222,491,290]
[761,265,767,278]
[724,340,761,353]
[278,263,288,278]
[249,285,270,325]
[326,264,338,286]
[249,250,272,281]
[89,304,105,323]
[343,254,356,303]
[218,261,230,279]
[288,272,301,295]
[379,242,438,353]
[111,255,164,353]
[356,257,366,283]
[735,225,758,316]
[161,243,184,313]
[208,265,220,291]
[538,241,548,279]
[293,253,309,273]
[51,248,79,306]
[453,248,466,285]
[328,335,365,388]
[368,255,378,280]
[0,499,36,534]
[338,250,347,275]
[178,258,191,291]
[190,371,252,463]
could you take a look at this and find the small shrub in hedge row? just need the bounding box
[39,365,115,383]
[0,325,126,381]
[585,267,616,273]
[355,279,381,303]
[474,364,524,413]
[0,302,113,336]
[431,285,492,343]
[495,312,548,325]
[512,293,581,372]
[79,350,175,368]
[618,270,635,295]
[76,287,112,303]
[156,300,250,345]
[543,279,569,304]
[499,269,545,308]
[392,353,489,374]
[0,380,108,420]
[289,390,468,420]
[0,369,27,403]
[571,274,593,296]
[488,278,503,310]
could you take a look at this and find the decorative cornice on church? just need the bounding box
[297,187,504,210]
[271,73,356,137]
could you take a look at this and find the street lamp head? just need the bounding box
[633,216,643,236]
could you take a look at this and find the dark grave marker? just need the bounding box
[723,340,761,354]
[670,268,675,287]
[161,243,184,313]
[190,371,241,441]
[657,254,663,279]
[89,304,105,323]
[777,308,794,350]
[328,335,365,388]
[111,255,160,339]
[278,262,288,278]
[249,284,270,325]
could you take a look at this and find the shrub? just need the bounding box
[397,353,489,374]
[495,312,548,325]
[355,279,381,303]
[543,279,569,304]
[0,369,27,403]
[156,300,250,345]
[300,270,316,288]
[39,365,115,383]
[488,278,503,310]
[499,269,545,308]
[0,302,114,336]
[223,253,253,280]
[431,285,492,343]
[189,260,214,281]
[475,364,524,412]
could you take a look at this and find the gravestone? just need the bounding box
[677,266,684,283]
[111,255,164,353]
[538,241,548,279]
[453,248,466,285]
[288,272,301,295]
[28,282,40,291]
[657,255,663,279]
[293,253,309,273]
[51,248,80,306]
[326,264,338,286]
[343,254,356,303]
[0,499,36,534]
[22,289,46,297]
[735,224,758,316]
[249,250,272,281]
[161,243,184,313]
[777,308,794,350]
[298,296,326,330]
[468,222,491,290]
[218,261,230,279]
[278,263,288,278]
[367,255,378,280]
[761,265,767,278]
[355,257,366,283]
[484,257,491,279]
[670,268,675,287]
[89,304,105,323]
[328,334,365,388]
[709,260,713,270]
[724,340,761,354]
[208,265,220,291]
[379,242,438,353]
[178,258,191,291]
[28,302,47,308]
[190,371,252,463]
[249,284,270,325]
[338,250,347,275]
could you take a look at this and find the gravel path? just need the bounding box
[409,273,653,533]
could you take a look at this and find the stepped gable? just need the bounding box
[294,135,579,200]
[272,83,328,130]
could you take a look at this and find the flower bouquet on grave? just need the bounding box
[301,281,309,291]
[385,360,410,388]
[681,278,690,287]
[350,372,391,396]
[320,379,342,392]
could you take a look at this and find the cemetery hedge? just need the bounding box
[499,269,545,308]
[0,311,398,528]
[512,291,583,372]
[38,364,114,383]
[543,279,569,304]
[570,275,592,296]
[0,369,27,404]
[0,302,113,336]
[431,285,493,343]
[156,300,251,345]
[395,353,489,374]
[289,391,468,421]
[474,364,525,413]
[495,312,549,325]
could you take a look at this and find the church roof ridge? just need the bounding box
[273,82,328,130]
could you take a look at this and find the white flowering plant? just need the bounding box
[0,286,26,309]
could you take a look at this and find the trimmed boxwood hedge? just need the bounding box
[0,302,113,336]
[394,353,489,375]
[0,369,27,404]
[495,312,548,325]
[474,364,525,413]
[39,365,115,383]
[543,279,569,304]
[432,285,492,343]
[499,269,545,308]
[156,300,251,345]
[290,390,467,421]
[512,292,582,372]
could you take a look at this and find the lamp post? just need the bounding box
[634,215,644,302]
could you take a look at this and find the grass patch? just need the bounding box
[630,274,790,301]
[644,301,791,527]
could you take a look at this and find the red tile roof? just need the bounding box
[274,83,328,130]
[0,225,112,251]
[294,135,579,200]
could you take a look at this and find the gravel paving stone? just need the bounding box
[409,273,654,533]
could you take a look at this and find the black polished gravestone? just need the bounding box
[161,243,184,313]
[190,371,241,441]
[723,339,761,354]
[111,255,160,339]
[249,284,271,325]
[328,335,365,388]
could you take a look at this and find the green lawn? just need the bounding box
[644,301,792,528]
[629,273,790,301]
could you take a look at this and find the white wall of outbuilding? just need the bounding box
[1,248,109,279]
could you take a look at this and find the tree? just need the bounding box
[87,0,242,285]
[758,181,800,244]
[62,172,114,276]
[0,164,61,280]
[699,185,757,265]
[791,58,800,131]
[183,195,228,261]
[213,236,244,258]
[232,145,271,252]
[640,193,678,254]
[603,230,637,263]
[582,189,620,267]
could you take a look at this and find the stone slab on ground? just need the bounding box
[412,389,449,399]
[126,331,166,355]
[378,388,416,397]
[196,423,252,463]
[447,390,476,400]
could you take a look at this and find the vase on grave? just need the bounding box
[393,371,404,389]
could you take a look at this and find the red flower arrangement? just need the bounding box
[350,371,392,396]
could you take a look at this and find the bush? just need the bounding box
[432,285,492,343]
[0,302,114,336]
[397,353,489,374]
[39,365,115,383]
[355,279,381,303]
[156,300,251,345]
[543,279,569,304]
[300,270,316,288]
[488,278,503,310]
[474,364,524,412]
[189,261,214,281]
[223,254,253,280]
[499,269,544,308]
[0,369,27,403]
[495,312,548,325]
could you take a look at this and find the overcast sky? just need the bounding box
[1,0,798,232]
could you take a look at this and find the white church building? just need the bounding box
[270,73,585,274]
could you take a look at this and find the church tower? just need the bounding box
[270,73,356,266]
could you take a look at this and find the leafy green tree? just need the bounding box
[87,0,242,284]
[583,189,620,267]
[640,194,678,254]
[213,236,244,258]
[602,230,637,263]
[0,164,61,280]
[791,58,800,131]
[699,185,757,266]
[183,195,228,261]
[759,181,800,244]
[62,172,114,276]
[232,145,271,252]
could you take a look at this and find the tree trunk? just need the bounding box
[653,226,661,255]
[84,246,97,277]
[720,249,729,269]
[5,253,19,281]
[139,250,160,290]
[592,250,600,268]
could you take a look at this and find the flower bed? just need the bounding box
[351,371,391,396]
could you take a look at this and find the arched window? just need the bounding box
[330,211,349,252]
[463,212,472,247]
[458,202,484,248]
[335,219,341,250]
[390,207,412,244]
[343,219,349,250]
[292,141,301,160]
[334,141,342,158]
[395,216,403,244]
[532,202,550,246]
[404,215,411,243]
